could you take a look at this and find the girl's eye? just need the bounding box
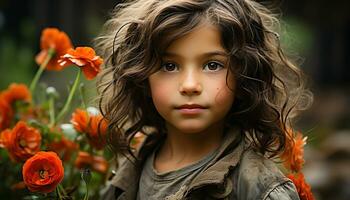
[161,62,178,72]
[203,61,224,71]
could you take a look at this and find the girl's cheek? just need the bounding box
[214,84,234,105]
[211,75,235,106]
[149,77,174,111]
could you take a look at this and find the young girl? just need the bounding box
[96,0,312,199]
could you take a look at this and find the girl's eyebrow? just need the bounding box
[162,50,228,58]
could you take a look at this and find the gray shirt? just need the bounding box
[137,142,220,200]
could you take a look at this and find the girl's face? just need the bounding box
[148,23,236,134]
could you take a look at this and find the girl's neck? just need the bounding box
[154,122,225,173]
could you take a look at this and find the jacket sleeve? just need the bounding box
[234,150,302,200]
[263,181,300,200]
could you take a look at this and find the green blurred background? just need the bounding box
[0,0,349,199]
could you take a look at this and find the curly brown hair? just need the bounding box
[95,0,312,163]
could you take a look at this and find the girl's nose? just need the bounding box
[178,69,202,96]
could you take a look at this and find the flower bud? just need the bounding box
[60,123,77,140]
[87,107,99,116]
[46,87,59,98]
[81,168,91,185]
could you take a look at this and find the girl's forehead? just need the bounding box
[162,23,227,56]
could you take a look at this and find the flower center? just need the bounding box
[39,169,48,179]
[19,139,27,147]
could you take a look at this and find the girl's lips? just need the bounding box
[175,104,207,115]
[177,108,206,115]
[176,104,206,109]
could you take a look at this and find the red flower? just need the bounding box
[59,47,103,80]
[6,121,41,162]
[22,151,64,193]
[47,136,79,161]
[35,28,73,71]
[75,151,108,174]
[281,129,306,172]
[71,108,107,149]
[287,173,315,200]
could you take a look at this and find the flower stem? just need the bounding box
[56,186,63,200]
[58,184,67,197]
[79,83,87,109]
[56,70,81,123]
[83,183,90,200]
[48,96,55,128]
[82,169,91,200]
[30,48,55,93]
[67,151,78,187]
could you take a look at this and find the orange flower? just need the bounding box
[88,114,108,149]
[0,129,11,148]
[6,121,41,162]
[22,151,64,193]
[47,136,79,161]
[74,151,92,169]
[2,83,31,104]
[0,98,13,131]
[70,108,89,133]
[59,47,103,80]
[75,151,108,174]
[0,83,31,130]
[11,181,26,191]
[35,28,73,71]
[71,108,107,149]
[19,106,45,122]
[281,129,306,172]
[91,155,109,174]
[287,173,315,200]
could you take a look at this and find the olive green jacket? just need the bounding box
[101,128,300,200]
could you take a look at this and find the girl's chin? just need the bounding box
[169,123,211,135]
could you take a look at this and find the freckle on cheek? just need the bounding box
[215,86,234,104]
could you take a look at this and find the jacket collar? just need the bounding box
[187,130,243,191]
[109,133,165,199]
[109,127,244,199]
